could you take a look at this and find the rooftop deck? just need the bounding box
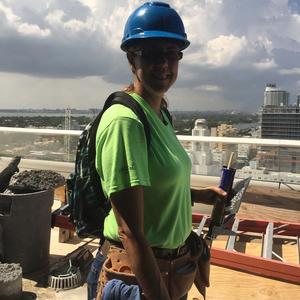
[18,176,299,300]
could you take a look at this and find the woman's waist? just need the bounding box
[104,218,192,249]
[106,238,189,260]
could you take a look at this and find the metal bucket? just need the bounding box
[0,189,54,273]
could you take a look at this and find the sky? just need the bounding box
[1,0,300,112]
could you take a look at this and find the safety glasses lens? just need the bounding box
[133,50,183,62]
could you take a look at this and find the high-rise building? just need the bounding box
[211,124,237,163]
[191,119,214,175]
[260,84,300,140]
[263,83,289,107]
[259,84,300,173]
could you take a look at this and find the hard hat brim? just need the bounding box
[121,30,190,51]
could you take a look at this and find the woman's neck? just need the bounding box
[133,85,163,116]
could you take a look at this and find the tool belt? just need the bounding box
[96,232,210,300]
[187,231,210,299]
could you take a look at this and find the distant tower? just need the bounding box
[259,83,300,174]
[260,84,299,139]
[192,119,210,152]
[191,119,213,175]
[192,119,210,137]
[64,107,71,161]
[264,83,289,107]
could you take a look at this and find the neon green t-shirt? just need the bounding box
[95,93,192,249]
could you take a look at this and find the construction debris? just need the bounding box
[0,157,21,193]
[8,169,65,193]
[48,244,94,291]
[0,263,22,300]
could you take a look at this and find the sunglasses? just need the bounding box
[131,49,183,63]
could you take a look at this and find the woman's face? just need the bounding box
[129,40,182,97]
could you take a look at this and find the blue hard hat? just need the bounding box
[121,2,190,51]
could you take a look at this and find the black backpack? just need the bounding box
[67,91,172,241]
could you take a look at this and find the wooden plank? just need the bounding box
[54,185,66,203]
[188,266,300,300]
[51,213,75,231]
[58,228,74,243]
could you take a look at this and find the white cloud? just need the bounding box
[0,1,50,37]
[63,18,90,32]
[17,23,50,37]
[279,67,300,75]
[174,0,224,44]
[206,35,248,66]
[256,36,273,55]
[185,35,248,67]
[0,71,120,109]
[78,0,97,13]
[0,2,19,23]
[1,0,300,111]
[253,58,277,70]
[45,10,65,26]
[195,84,222,92]
[45,8,94,33]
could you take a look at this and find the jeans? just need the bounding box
[87,250,106,300]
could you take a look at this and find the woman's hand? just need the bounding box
[191,186,227,205]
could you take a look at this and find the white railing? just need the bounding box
[0,127,80,136]
[177,135,300,148]
[1,126,300,147]
[1,127,300,187]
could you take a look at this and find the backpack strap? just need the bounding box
[161,106,173,126]
[102,91,151,148]
[90,92,173,150]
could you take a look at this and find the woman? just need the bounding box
[95,2,226,300]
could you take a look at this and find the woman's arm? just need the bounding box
[191,186,227,205]
[110,185,171,300]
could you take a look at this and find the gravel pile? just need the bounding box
[0,263,22,300]
[0,263,22,283]
[8,169,65,193]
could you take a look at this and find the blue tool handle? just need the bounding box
[219,166,235,192]
[219,166,236,206]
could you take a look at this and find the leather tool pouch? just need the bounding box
[156,251,198,300]
[96,247,137,300]
[98,248,197,300]
[187,231,211,287]
[97,232,210,300]
[186,231,211,299]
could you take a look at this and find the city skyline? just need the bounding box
[1,0,300,112]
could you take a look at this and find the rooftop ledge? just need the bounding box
[0,126,300,190]
[1,126,300,147]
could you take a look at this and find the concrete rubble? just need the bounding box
[0,263,22,300]
[8,169,65,193]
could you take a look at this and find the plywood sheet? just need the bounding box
[188,265,300,300]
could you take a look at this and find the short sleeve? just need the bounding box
[97,117,150,198]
